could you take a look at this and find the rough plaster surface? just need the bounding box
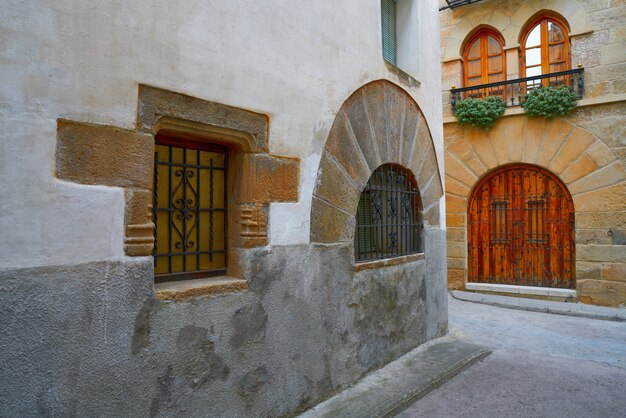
[0,229,447,417]
[0,2,449,415]
[0,0,444,268]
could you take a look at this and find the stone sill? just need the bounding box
[443,93,626,124]
[354,253,425,272]
[155,276,247,301]
[384,61,421,89]
[465,282,576,298]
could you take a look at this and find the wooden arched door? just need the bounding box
[468,164,575,289]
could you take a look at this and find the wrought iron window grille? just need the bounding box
[490,199,510,243]
[439,0,484,11]
[355,164,423,262]
[153,139,228,282]
[527,199,548,244]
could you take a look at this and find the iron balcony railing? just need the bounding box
[440,0,484,11]
[450,67,584,111]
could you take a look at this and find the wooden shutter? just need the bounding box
[463,30,505,88]
[522,16,570,77]
[381,0,397,65]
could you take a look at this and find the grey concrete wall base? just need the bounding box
[298,338,491,418]
[451,291,626,322]
[0,230,447,417]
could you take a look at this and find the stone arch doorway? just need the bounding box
[467,164,575,289]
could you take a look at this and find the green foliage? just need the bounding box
[522,86,578,119]
[454,96,506,130]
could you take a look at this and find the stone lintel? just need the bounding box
[137,84,269,153]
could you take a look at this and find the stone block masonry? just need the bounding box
[56,120,154,189]
[439,0,626,305]
[443,112,626,306]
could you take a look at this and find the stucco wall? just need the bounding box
[0,232,447,417]
[0,0,445,269]
[0,1,449,416]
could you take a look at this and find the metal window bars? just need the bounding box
[153,141,227,282]
[451,67,584,110]
[439,0,484,11]
[355,164,423,262]
[526,199,548,244]
[490,200,509,243]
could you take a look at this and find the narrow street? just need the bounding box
[398,296,626,418]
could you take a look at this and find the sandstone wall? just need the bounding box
[440,0,625,306]
[444,110,625,306]
[440,0,626,117]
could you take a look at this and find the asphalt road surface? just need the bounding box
[397,295,626,418]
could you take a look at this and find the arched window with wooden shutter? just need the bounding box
[521,15,570,78]
[463,29,506,88]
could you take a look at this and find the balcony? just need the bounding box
[440,0,484,10]
[450,68,585,111]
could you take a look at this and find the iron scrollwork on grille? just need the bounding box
[152,141,227,279]
[354,164,423,262]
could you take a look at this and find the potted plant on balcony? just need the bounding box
[522,86,578,119]
[454,95,506,130]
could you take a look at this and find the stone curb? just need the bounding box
[451,291,626,322]
[298,338,491,418]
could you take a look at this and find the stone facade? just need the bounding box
[440,0,626,306]
[0,1,447,416]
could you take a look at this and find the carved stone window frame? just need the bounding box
[56,85,300,297]
[137,86,300,282]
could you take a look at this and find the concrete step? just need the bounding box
[452,290,626,322]
[298,338,490,418]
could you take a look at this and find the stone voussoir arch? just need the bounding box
[444,116,624,213]
[310,80,443,244]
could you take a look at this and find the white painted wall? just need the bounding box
[0,0,443,268]
[396,0,421,81]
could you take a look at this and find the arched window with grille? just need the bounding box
[463,28,506,87]
[354,164,423,262]
[521,15,570,78]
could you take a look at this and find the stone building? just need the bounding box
[0,1,447,416]
[440,0,625,306]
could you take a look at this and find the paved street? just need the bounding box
[398,296,626,418]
